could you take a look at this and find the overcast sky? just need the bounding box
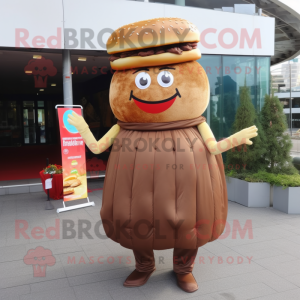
[270,0,300,70]
[278,0,300,14]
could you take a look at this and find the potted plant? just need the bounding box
[259,94,300,213]
[39,164,63,200]
[273,176,300,214]
[260,94,296,175]
[225,84,269,207]
[226,171,271,207]
[226,90,299,210]
[247,172,300,214]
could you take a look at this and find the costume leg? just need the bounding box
[123,248,155,287]
[173,248,198,274]
[133,248,156,272]
[173,248,198,293]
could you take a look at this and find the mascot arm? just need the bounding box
[197,122,258,155]
[67,112,120,154]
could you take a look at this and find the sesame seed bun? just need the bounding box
[107,17,200,55]
[111,48,201,70]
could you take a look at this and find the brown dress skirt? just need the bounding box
[100,116,228,250]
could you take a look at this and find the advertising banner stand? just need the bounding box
[45,157,54,210]
[56,105,95,213]
[57,199,95,213]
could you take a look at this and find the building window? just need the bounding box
[0,49,62,147]
[0,100,22,146]
[199,55,270,141]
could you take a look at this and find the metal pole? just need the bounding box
[62,50,73,105]
[175,0,185,5]
[289,60,292,135]
[45,158,54,210]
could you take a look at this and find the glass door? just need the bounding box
[37,101,46,144]
[23,100,46,144]
[23,101,36,144]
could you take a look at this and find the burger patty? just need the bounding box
[109,42,198,62]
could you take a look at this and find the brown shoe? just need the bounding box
[123,269,155,287]
[176,273,198,293]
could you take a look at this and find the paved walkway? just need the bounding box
[1,180,300,299]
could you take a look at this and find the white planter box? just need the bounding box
[226,176,270,207]
[225,176,238,202]
[273,186,300,214]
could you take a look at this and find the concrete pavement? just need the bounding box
[0,180,300,299]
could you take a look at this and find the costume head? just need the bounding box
[107,17,209,123]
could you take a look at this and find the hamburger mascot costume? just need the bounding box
[68,17,258,293]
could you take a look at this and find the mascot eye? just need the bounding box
[157,71,174,87]
[135,72,151,89]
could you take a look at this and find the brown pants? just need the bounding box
[133,248,198,274]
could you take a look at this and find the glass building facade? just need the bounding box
[0,49,270,181]
[0,51,270,147]
[200,55,270,141]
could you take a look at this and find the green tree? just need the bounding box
[260,94,297,174]
[226,84,267,173]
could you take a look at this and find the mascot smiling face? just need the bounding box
[106,17,209,123]
[110,61,209,123]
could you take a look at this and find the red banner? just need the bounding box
[57,107,88,201]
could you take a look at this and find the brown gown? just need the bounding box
[100,116,228,250]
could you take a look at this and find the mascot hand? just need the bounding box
[67,112,89,134]
[232,126,258,146]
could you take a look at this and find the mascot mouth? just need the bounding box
[129,88,181,114]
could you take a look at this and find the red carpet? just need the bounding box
[0,145,62,181]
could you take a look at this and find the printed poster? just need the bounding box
[57,108,88,201]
